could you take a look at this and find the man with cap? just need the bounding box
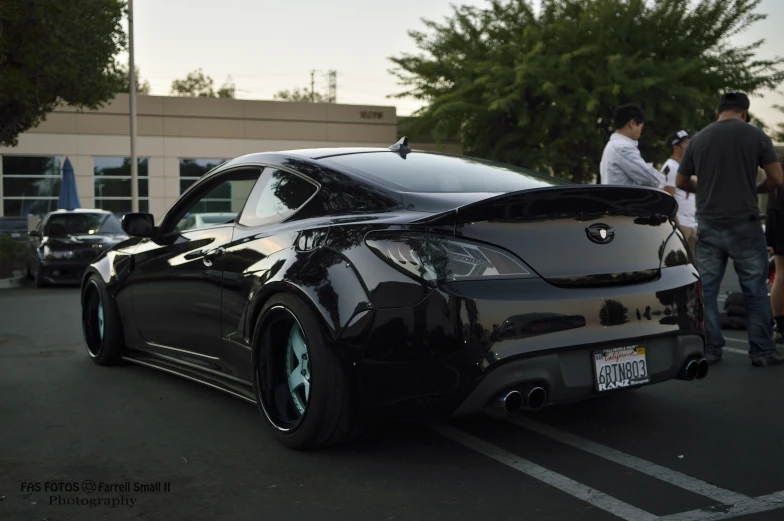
[677,92,784,367]
[661,130,696,256]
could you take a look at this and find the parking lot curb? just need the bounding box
[0,270,26,290]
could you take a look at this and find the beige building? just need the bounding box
[0,93,403,220]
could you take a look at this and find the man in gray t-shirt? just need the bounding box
[677,92,784,366]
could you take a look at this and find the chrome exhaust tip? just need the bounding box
[696,358,709,380]
[486,389,524,417]
[521,386,547,411]
[677,359,699,381]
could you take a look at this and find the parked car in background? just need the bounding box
[177,212,238,230]
[0,216,30,244]
[79,140,707,450]
[27,209,128,287]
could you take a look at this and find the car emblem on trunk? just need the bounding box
[586,224,614,244]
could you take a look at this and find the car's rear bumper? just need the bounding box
[352,265,704,417]
[450,333,704,416]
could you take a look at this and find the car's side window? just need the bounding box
[169,168,262,233]
[238,169,318,228]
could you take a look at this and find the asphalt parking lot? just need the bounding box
[2,284,784,521]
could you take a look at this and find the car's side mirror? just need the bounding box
[28,230,41,238]
[121,212,156,238]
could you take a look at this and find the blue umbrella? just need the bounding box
[58,157,82,210]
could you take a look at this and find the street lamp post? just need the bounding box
[129,0,139,213]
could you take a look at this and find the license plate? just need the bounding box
[594,346,650,392]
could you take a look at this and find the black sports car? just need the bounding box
[80,139,707,449]
[28,209,128,286]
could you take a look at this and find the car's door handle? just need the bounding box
[202,247,225,266]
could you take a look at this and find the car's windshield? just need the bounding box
[44,213,124,236]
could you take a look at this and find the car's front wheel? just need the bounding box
[82,275,126,365]
[33,261,47,287]
[253,294,368,449]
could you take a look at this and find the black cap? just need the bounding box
[666,130,690,148]
[719,92,750,111]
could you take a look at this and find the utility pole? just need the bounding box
[129,0,138,213]
[310,70,315,102]
[327,70,337,103]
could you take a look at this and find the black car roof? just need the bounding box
[227,147,395,164]
[47,209,112,214]
[44,209,113,219]
[282,147,392,159]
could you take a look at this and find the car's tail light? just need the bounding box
[365,231,535,286]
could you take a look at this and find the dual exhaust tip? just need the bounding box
[490,386,547,417]
[679,357,709,381]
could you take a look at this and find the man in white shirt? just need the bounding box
[661,130,697,256]
[599,104,664,188]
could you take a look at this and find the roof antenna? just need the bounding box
[388,136,411,159]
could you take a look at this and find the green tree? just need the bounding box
[170,69,236,98]
[389,0,784,183]
[273,87,326,102]
[0,0,127,147]
[119,65,152,95]
[772,105,784,145]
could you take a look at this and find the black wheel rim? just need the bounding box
[256,306,311,432]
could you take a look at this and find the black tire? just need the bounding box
[252,293,368,450]
[81,275,126,366]
[34,261,47,287]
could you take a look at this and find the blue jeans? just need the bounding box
[696,220,776,360]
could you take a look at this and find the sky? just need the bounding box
[127,0,784,127]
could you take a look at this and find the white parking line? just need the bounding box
[723,337,750,356]
[657,491,784,521]
[433,424,658,521]
[438,423,784,521]
[507,417,750,505]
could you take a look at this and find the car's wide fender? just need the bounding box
[80,241,142,345]
[243,246,373,347]
[80,240,139,295]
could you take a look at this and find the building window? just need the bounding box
[94,157,149,214]
[179,158,228,194]
[2,155,63,216]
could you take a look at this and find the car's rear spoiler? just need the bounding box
[411,185,677,225]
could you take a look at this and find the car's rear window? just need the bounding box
[322,151,569,193]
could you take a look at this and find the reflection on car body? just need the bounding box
[79,138,707,450]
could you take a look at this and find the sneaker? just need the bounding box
[751,350,784,367]
[774,330,784,345]
[705,351,723,365]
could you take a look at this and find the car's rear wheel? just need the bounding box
[82,275,125,366]
[253,293,367,449]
